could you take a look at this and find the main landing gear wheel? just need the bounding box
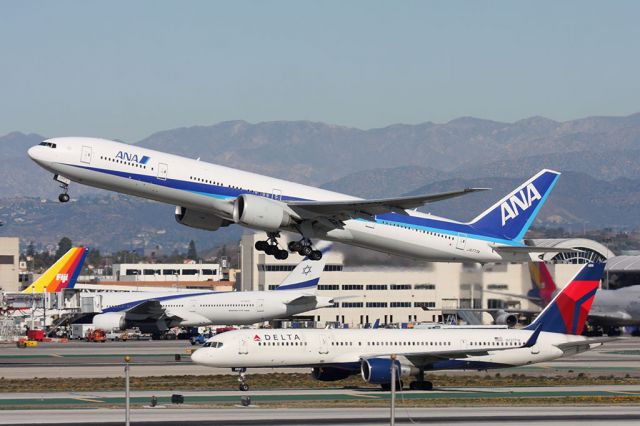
[255,233,289,260]
[288,238,322,260]
[58,193,70,203]
[233,367,250,391]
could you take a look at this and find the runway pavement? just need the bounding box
[1,337,639,379]
[0,405,639,425]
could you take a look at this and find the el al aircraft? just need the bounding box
[29,137,564,262]
[192,263,614,391]
[90,245,334,334]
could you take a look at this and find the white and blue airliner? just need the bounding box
[29,137,563,262]
[91,245,334,334]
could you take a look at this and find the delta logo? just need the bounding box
[253,335,261,341]
[115,151,150,165]
[500,183,541,226]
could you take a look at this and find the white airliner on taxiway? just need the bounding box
[192,263,615,391]
[90,245,333,334]
[29,137,564,262]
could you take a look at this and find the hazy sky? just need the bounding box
[1,1,639,142]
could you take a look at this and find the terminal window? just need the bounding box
[0,255,14,264]
[414,301,436,308]
[366,284,388,290]
[414,284,436,290]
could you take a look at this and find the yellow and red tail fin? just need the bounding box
[21,247,88,293]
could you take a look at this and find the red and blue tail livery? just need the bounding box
[527,261,558,306]
[525,263,604,335]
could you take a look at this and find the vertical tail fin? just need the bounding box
[275,243,330,291]
[22,247,88,293]
[469,169,560,241]
[527,262,558,307]
[525,262,604,335]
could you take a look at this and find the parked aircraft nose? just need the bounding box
[190,348,207,365]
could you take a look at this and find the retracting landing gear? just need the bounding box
[233,367,249,391]
[288,238,322,260]
[54,174,71,203]
[254,232,289,260]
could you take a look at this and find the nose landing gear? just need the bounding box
[233,367,250,391]
[54,174,71,203]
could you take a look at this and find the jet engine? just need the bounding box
[175,206,232,231]
[494,311,518,328]
[92,312,127,331]
[360,358,418,384]
[232,194,298,232]
[311,366,353,382]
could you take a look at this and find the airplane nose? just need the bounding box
[27,145,46,164]
[190,348,206,365]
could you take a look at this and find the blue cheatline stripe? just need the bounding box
[66,163,536,244]
[571,287,598,334]
[514,173,560,241]
[102,291,218,313]
[277,278,320,290]
[67,248,89,289]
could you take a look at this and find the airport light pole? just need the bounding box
[390,353,396,426]
[124,355,131,426]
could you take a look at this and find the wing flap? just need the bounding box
[286,188,488,220]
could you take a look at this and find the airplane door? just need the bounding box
[157,163,168,181]
[238,339,248,355]
[365,216,376,229]
[272,188,282,201]
[319,334,330,354]
[456,233,467,250]
[256,299,264,313]
[80,146,92,164]
[189,298,197,313]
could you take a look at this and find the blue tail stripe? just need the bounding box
[67,248,89,289]
[277,278,320,290]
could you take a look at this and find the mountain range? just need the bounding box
[2,113,640,251]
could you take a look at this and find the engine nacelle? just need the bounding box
[311,367,353,382]
[361,358,418,384]
[93,312,127,331]
[175,206,232,231]
[494,311,518,328]
[232,194,298,232]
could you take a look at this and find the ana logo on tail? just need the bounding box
[500,183,541,226]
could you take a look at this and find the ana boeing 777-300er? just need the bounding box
[90,245,334,334]
[29,137,564,262]
[192,263,613,391]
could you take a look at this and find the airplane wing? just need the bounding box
[283,295,317,306]
[120,300,173,321]
[554,337,621,354]
[286,188,488,222]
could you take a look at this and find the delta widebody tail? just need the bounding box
[191,263,614,391]
[29,137,564,263]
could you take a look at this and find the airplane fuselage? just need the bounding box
[93,289,333,328]
[191,328,588,370]
[29,137,537,263]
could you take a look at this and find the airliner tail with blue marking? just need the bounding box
[29,137,564,264]
[468,169,560,241]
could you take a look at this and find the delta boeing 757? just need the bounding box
[29,137,563,262]
[192,263,612,391]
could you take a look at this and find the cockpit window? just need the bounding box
[203,342,212,347]
[203,341,223,348]
[39,142,57,148]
